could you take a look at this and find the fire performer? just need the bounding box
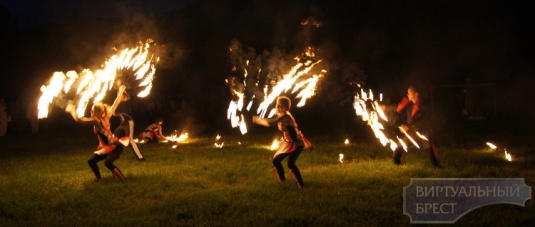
[391,85,442,168]
[253,96,312,188]
[140,118,167,143]
[66,85,129,182]
[113,80,145,161]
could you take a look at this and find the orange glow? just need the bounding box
[270,139,280,151]
[227,46,326,134]
[38,41,158,119]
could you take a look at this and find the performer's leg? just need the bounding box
[392,148,403,165]
[112,168,126,182]
[104,146,123,171]
[428,144,442,168]
[419,136,442,168]
[272,153,289,182]
[88,154,107,181]
[287,146,304,188]
[128,120,144,160]
[105,147,126,182]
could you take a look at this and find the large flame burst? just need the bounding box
[226,45,326,134]
[38,40,159,119]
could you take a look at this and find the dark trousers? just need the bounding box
[88,146,123,179]
[272,146,304,185]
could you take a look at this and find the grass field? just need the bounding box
[0,124,534,226]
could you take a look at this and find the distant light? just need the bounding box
[486,142,497,149]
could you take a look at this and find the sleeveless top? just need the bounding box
[93,121,118,153]
[273,115,312,157]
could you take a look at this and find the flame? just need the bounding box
[398,126,420,149]
[166,132,189,143]
[344,139,349,145]
[486,142,497,149]
[257,59,324,118]
[354,89,404,151]
[354,89,398,150]
[270,139,280,151]
[504,149,513,162]
[214,134,224,148]
[339,153,344,163]
[415,131,429,141]
[226,46,325,134]
[38,41,158,119]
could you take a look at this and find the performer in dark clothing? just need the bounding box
[392,85,442,168]
[253,96,312,188]
[114,89,145,161]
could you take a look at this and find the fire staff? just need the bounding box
[391,85,442,168]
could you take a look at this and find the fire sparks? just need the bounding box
[38,40,159,119]
[214,134,224,148]
[226,44,326,134]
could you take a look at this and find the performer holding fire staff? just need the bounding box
[253,96,312,188]
[113,80,145,161]
[389,85,442,168]
[66,85,130,182]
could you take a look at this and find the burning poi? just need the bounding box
[38,39,159,119]
[226,43,326,134]
[353,86,441,167]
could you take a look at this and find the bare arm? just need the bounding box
[156,125,166,139]
[66,105,97,126]
[252,115,286,127]
[108,85,127,116]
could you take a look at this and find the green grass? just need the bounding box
[0,129,534,226]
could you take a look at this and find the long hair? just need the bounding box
[92,102,110,120]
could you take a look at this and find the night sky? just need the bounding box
[1,0,534,135]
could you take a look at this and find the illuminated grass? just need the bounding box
[0,129,533,226]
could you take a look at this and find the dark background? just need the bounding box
[1,0,534,138]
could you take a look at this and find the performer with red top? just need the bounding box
[140,118,167,143]
[392,85,442,168]
[253,96,312,188]
[66,84,130,182]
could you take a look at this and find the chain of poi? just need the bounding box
[227,47,326,134]
[38,41,158,119]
